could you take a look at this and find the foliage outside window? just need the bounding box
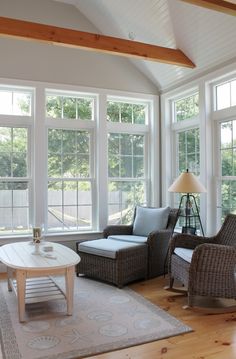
[48,129,92,232]
[174,93,199,122]
[216,79,236,111]
[0,127,29,235]
[46,94,93,120]
[177,128,200,176]
[107,100,147,124]
[220,120,236,220]
[108,133,146,225]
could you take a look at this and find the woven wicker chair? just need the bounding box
[103,208,179,279]
[167,213,236,311]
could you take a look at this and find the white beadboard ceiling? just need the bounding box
[53,0,236,92]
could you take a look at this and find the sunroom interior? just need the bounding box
[0,0,236,358]
[1,0,236,247]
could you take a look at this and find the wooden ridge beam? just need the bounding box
[0,16,195,68]
[180,0,236,16]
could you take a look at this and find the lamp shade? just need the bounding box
[168,170,206,193]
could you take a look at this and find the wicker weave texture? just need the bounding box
[168,213,236,305]
[78,244,148,288]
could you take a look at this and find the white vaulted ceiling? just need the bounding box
[53,0,236,92]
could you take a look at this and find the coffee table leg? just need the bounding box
[65,266,75,315]
[16,269,26,322]
[7,266,13,291]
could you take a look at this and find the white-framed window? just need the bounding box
[173,92,199,122]
[215,78,236,111]
[0,81,156,238]
[45,90,96,233]
[169,90,201,231]
[107,97,150,224]
[0,86,33,236]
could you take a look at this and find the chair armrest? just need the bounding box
[147,229,172,244]
[103,225,133,238]
[146,229,173,278]
[191,243,236,272]
[169,233,215,254]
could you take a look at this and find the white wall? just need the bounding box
[0,0,158,94]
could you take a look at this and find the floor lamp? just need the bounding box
[168,169,206,236]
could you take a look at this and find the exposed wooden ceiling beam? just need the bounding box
[180,0,236,16]
[0,16,195,68]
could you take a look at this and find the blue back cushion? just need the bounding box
[133,206,171,236]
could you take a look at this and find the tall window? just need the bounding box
[0,88,32,236]
[107,98,149,224]
[219,120,236,220]
[171,91,200,230]
[46,92,94,233]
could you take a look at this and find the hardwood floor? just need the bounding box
[90,276,236,359]
[0,273,235,359]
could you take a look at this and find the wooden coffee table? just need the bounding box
[0,241,80,322]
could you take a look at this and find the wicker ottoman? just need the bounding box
[76,238,148,288]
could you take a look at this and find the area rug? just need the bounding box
[0,277,192,359]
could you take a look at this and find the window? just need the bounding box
[46,93,93,120]
[0,127,30,235]
[107,97,150,225]
[0,83,155,238]
[216,79,236,111]
[219,120,236,220]
[0,89,31,116]
[46,90,95,233]
[177,128,200,175]
[107,100,147,124]
[174,93,199,122]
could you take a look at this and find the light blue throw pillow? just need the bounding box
[133,206,171,236]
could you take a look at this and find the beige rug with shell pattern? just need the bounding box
[0,276,192,359]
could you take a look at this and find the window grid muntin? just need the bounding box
[47,126,93,232]
[48,179,92,232]
[108,133,145,179]
[177,128,200,176]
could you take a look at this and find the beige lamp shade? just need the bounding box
[168,170,206,193]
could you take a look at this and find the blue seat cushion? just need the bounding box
[174,247,193,263]
[78,238,145,259]
[133,206,170,237]
[108,235,147,243]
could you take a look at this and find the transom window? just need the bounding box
[174,93,199,122]
[0,89,31,116]
[216,79,236,111]
[46,93,94,120]
[107,100,147,124]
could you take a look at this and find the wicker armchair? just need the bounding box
[103,208,179,278]
[167,213,236,311]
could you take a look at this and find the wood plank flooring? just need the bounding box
[0,274,235,359]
